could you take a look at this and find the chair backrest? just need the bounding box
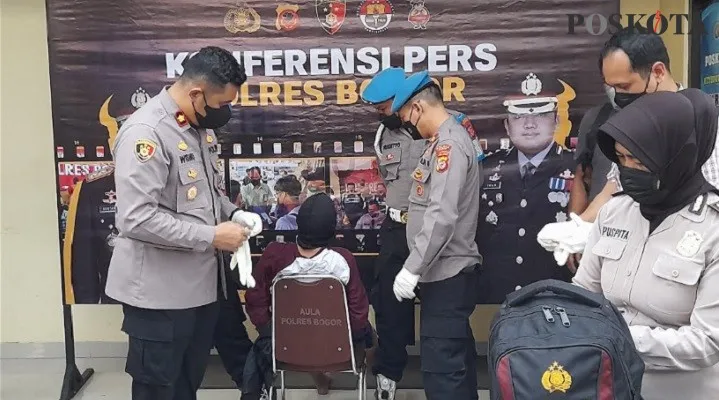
[272,275,357,374]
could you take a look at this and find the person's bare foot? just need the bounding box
[310,372,332,395]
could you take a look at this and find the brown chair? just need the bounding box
[271,274,367,400]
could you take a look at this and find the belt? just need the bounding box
[387,207,408,224]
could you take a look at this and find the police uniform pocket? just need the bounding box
[122,307,178,385]
[177,162,209,213]
[378,148,401,181]
[590,238,627,293]
[408,167,431,206]
[648,253,703,316]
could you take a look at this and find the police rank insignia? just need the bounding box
[175,111,188,127]
[187,169,198,179]
[224,3,261,34]
[134,139,157,163]
[676,230,703,258]
[316,0,346,35]
[541,361,572,393]
[408,0,430,29]
[187,186,198,200]
[412,168,424,181]
[178,140,188,151]
[206,135,214,143]
[435,144,451,173]
[276,3,300,31]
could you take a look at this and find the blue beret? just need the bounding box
[390,70,433,113]
[361,67,406,104]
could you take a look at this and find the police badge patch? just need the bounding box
[408,0,430,29]
[276,3,300,31]
[435,144,450,173]
[134,139,157,163]
[316,0,346,35]
[358,0,394,33]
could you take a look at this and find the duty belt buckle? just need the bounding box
[400,211,408,224]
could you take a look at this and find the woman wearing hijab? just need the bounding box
[572,89,719,400]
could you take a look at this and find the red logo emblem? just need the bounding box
[358,0,394,33]
[316,0,346,35]
[276,3,300,31]
[408,0,430,29]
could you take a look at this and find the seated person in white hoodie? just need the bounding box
[242,193,374,399]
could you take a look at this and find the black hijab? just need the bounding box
[596,89,718,231]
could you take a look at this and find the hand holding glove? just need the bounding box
[549,213,593,266]
[393,268,420,302]
[229,210,263,289]
[537,218,583,252]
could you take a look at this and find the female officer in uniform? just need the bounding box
[573,88,719,400]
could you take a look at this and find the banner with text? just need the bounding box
[47,0,618,304]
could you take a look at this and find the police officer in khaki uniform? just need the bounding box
[390,70,483,400]
[362,67,483,399]
[105,46,259,400]
[573,90,719,400]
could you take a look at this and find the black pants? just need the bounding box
[419,266,479,400]
[122,301,220,400]
[371,219,415,382]
[213,269,253,388]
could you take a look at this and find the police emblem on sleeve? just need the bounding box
[541,361,572,393]
[435,144,451,173]
[225,3,261,34]
[134,139,157,163]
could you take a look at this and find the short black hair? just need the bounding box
[411,83,443,106]
[229,180,242,203]
[180,46,247,89]
[274,176,302,197]
[599,27,671,78]
[248,166,261,174]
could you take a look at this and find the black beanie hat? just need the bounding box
[296,193,337,249]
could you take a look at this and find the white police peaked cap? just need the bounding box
[503,73,558,115]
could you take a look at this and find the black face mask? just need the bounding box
[380,114,403,130]
[618,165,668,205]
[402,108,423,140]
[612,76,657,109]
[192,92,232,129]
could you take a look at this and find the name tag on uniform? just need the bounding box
[484,182,501,190]
[180,153,196,163]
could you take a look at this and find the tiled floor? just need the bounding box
[0,358,490,400]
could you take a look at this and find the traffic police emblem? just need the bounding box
[130,87,149,109]
[676,230,703,258]
[276,3,300,31]
[541,361,572,393]
[224,3,261,34]
[134,139,157,163]
[358,0,394,33]
[408,0,430,29]
[316,0,346,35]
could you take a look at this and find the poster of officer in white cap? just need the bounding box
[476,72,577,304]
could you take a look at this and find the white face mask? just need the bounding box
[604,85,619,110]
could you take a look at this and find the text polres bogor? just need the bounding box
[166,44,498,78]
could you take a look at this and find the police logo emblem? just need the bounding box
[134,139,157,163]
[188,169,198,179]
[206,135,214,143]
[489,173,501,182]
[521,72,542,96]
[408,0,430,29]
[187,186,198,201]
[316,0,346,35]
[103,190,117,204]
[412,168,424,181]
[276,3,300,31]
[560,169,574,179]
[178,140,188,151]
[541,361,572,393]
[130,87,149,109]
[416,184,424,197]
[676,230,703,258]
[358,0,394,33]
[224,3,261,34]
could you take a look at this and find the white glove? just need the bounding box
[550,213,593,266]
[393,268,420,302]
[232,210,263,236]
[537,218,581,252]
[229,210,263,289]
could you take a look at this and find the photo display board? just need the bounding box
[47,0,618,304]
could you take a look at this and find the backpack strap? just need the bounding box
[580,103,615,170]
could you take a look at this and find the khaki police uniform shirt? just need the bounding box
[573,193,719,400]
[404,116,483,283]
[105,87,237,310]
[240,182,273,208]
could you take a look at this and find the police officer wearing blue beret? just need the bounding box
[390,70,483,400]
[362,68,483,399]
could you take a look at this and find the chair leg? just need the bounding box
[358,367,366,400]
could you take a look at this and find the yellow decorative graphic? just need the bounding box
[225,3,262,33]
[541,361,572,394]
[207,134,214,143]
[99,95,119,149]
[554,79,576,149]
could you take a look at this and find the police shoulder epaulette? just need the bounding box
[86,166,115,183]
